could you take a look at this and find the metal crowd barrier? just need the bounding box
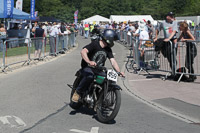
[117,28,199,82]
[0,33,76,72]
[175,41,200,82]
[136,39,157,74]
[156,41,175,76]
[119,32,176,78]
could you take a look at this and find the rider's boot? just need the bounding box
[72,90,80,103]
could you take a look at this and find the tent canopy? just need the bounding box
[12,8,30,20]
[82,15,111,24]
[110,15,154,23]
[0,0,30,19]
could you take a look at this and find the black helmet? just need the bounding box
[101,29,118,47]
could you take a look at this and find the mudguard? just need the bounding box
[75,69,82,77]
[109,83,122,90]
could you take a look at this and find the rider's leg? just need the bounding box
[72,67,94,102]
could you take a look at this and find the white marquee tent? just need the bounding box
[82,15,111,24]
[110,15,154,23]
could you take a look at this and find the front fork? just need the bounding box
[103,80,109,101]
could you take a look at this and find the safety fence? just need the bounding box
[175,41,200,82]
[119,30,199,82]
[0,33,76,72]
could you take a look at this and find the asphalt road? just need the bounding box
[0,35,200,133]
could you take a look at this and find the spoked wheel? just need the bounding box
[126,58,135,72]
[96,89,121,123]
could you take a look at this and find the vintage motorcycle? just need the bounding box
[69,66,123,123]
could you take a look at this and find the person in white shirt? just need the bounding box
[49,22,59,55]
[42,22,48,37]
[138,22,149,61]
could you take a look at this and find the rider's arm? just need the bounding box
[110,58,125,77]
[81,48,96,66]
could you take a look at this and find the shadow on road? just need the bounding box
[69,107,116,124]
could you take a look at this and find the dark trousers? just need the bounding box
[163,40,177,75]
[76,67,105,94]
[185,42,197,75]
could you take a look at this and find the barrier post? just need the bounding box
[2,41,6,70]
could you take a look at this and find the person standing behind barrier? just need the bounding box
[69,24,76,47]
[154,12,178,77]
[191,21,195,30]
[60,22,66,50]
[49,22,59,56]
[138,23,149,58]
[79,23,83,36]
[132,24,140,69]
[24,23,32,47]
[42,22,48,37]
[84,23,89,39]
[0,23,7,52]
[178,22,197,82]
[146,20,154,39]
[34,23,44,59]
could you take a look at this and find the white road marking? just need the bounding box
[70,127,99,133]
[129,79,152,82]
[0,115,26,128]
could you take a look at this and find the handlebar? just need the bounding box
[89,65,125,77]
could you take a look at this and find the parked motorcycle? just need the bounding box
[70,66,123,123]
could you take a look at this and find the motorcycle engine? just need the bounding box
[85,95,94,108]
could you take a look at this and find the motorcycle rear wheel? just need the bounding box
[69,77,82,110]
[96,89,121,123]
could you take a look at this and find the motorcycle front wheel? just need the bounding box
[96,89,121,123]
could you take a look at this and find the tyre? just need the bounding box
[69,77,82,110]
[96,89,121,123]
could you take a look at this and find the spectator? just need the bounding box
[129,23,135,33]
[69,24,76,47]
[34,23,44,59]
[65,26,71,34]
[24,23,32,46]
[0,23,7,52]
[154,12,178,77]
[146,20,154,39]
[79,23,83,36]
[191,21,195,30]
[42,22,48,37]
[32,22,39,33]
[0,23,6,38]
[47,23,52,36]
[84,22,89,39]
[49,22,59,56]
[90,24,94,35]
[60,22,66,51]
[138,22,149,60]
[177,22,197,82]
[132,24,140,69]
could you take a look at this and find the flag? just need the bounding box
[30,0,35,20]
[16,0,23,11]
[74,10,78,25]
[35,11,38,18]
[4,0,14,18]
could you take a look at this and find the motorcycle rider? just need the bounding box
[72,29,125,103]
[90,25,101,42]
[90,25,100,36]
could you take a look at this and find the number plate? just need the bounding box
[107,69,118,82]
